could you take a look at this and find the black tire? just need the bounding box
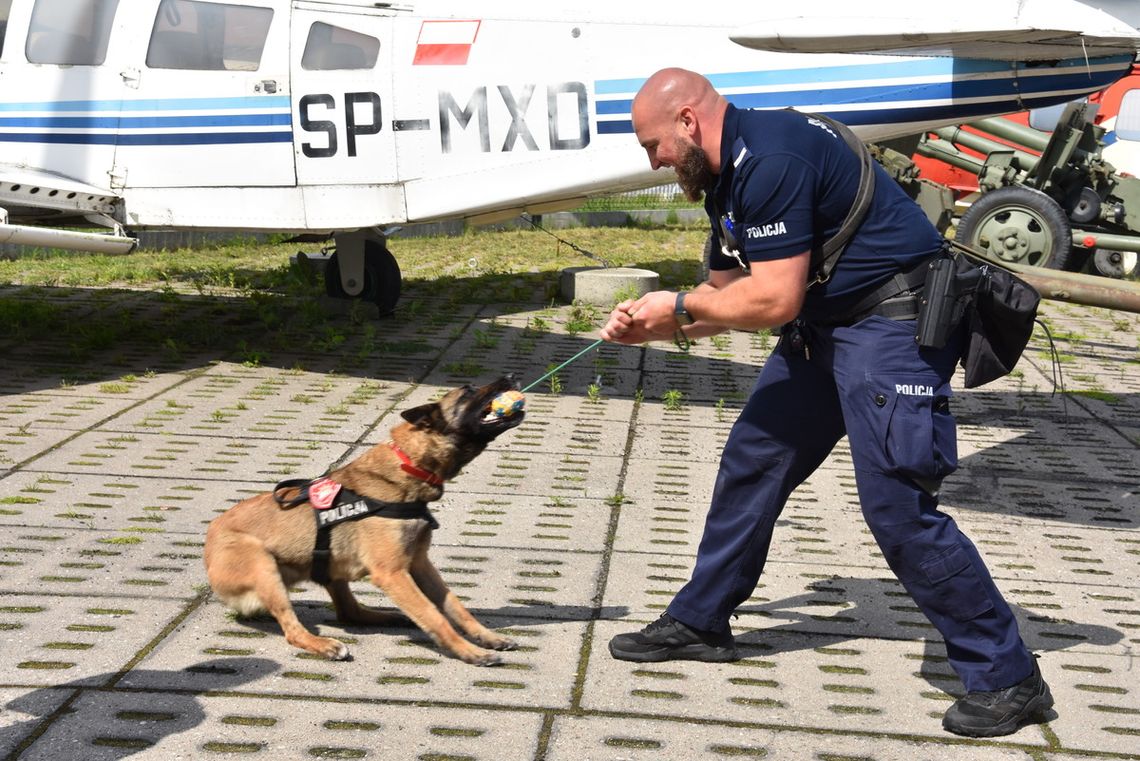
[956,186,1075,270]
[324,241,402,315]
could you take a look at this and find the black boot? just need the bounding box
[942,658,1053,737]
[609,613,737,663]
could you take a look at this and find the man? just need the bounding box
[600,67,1053,738]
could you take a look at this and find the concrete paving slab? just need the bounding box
[0,426,79,473]
[1039,649,1140,754]
[0,391,152,432]
[101,363,412,442]
[0,594,191,687]
[583,622,1049,743]
[122,599,586,709]
[0,289,1136,761]
[340,444,627,501]
[0,471,269,534]
[0,688,72,759]
[23,431,353,483]
[615,457,862,555]
[0,530,205,599]
[17,689,544,761]
[431,492,613,553]
[545,716,1040,760]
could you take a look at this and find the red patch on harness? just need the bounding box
[308,478,342,510]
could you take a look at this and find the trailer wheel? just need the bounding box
[324,241,402,316]
[957,186,1075,270]
[1091,248,1139,278]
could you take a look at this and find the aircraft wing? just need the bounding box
[731,0,1140,61]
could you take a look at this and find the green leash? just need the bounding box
[522,338,605,393]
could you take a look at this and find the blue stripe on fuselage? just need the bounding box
[0,95,293,113]
[593,55,1133,133]
[595,67,1126,115]
[0,95,295,145]
[0,131,294,145]
[596,91,1113,134]
[0,113,292,129]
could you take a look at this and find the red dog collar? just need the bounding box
[387,442,444,487]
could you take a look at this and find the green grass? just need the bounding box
[0,225,708,294]
[0,226,709,358]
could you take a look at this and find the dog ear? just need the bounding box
[400,403,441,428]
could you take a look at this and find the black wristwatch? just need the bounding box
[674,292,694,326]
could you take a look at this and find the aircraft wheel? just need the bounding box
[956,186,1075,270]
[1091,248,1139,278]
[324,242,402,316]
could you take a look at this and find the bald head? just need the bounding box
[631,68,728,199]
[632,68,723,127]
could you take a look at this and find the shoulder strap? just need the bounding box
[804,112,876,287]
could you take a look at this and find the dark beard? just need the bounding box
[675,141,713,202]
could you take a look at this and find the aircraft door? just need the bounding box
[1,0,127,190]
[115,0,295,188]
[290,6,396,187]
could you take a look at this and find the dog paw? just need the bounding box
[471,630,516,651]
[486,636,517,651]
[463,648,503,667]
[316,637,351,661]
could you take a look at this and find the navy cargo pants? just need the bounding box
[667,315,1034,692]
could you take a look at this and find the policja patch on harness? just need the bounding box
[272,475,439,583]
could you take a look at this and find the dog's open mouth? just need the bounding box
[474,377,525,433]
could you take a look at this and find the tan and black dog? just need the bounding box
[204,376,525,665]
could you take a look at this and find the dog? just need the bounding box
[204,375,525,665]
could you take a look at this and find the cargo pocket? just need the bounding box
[867,373,958,481]
[921,545,995,622]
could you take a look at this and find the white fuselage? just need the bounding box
[0,0,1134,235]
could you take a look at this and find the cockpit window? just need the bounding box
[146,0,272,71]
[26,0,120,65]
[301,22,379,71]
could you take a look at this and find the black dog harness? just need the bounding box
[272,476,440,585]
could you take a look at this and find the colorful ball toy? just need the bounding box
[489,389,526,418]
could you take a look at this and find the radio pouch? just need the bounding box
[959,254,1041,389]
[917,242,1041,389]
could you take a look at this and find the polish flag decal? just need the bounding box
[413,20,480,65]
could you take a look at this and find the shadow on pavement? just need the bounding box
[2,658,279,760]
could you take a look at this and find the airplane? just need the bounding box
[1,0,1138,314]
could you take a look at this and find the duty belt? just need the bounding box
[823,252,938,327]
[272,477,439,585]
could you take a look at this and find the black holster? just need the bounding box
[915,253,981,349]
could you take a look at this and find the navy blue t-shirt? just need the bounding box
[705,104,942,322]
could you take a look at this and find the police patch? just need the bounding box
[308,477,342,510]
